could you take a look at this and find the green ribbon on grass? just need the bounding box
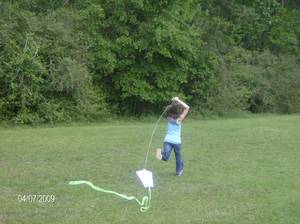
[69,181,151,212]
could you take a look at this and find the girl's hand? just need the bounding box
[172,96,179,102]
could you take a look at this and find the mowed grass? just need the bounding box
[1,115,300,224]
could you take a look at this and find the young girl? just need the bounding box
[156,97,190,176]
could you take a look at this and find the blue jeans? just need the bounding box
[162,142,184,174]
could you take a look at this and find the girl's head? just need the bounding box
[165,101,184,119]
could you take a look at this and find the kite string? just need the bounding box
[143,109,166,169]
[69,181,151,212]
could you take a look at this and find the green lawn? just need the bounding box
[1,115,300,224]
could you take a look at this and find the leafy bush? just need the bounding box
[0,1,299,123]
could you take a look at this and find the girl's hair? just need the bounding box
[165,101,184,119]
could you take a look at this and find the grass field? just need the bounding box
[1,115,300,224]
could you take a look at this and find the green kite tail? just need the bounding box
[69,181,151,212]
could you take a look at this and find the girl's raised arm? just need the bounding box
[172,97,190,121]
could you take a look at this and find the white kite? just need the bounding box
[136,169,154,188]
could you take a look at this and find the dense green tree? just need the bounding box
[0,0,299,123]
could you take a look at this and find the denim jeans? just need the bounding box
[162,142,184,174]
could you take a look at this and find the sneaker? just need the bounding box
[176,169,183,176]
[156,148,162,160]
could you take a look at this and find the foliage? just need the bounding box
[0,0,299,123]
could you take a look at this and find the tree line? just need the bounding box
[0,0,299,123]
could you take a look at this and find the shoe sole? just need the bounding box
[156,148,162,160]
